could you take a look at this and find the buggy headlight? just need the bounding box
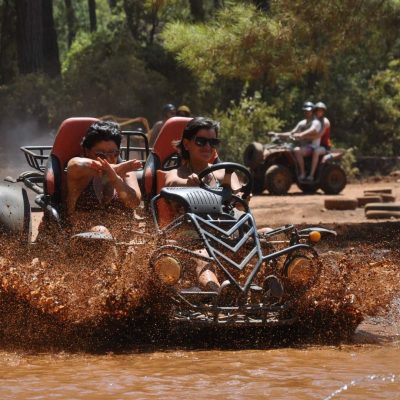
[286,256,314,285]
[309,230,321,243]
[154,255,181,285]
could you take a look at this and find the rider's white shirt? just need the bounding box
[293,118,323,147]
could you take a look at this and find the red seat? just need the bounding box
[45,117,98,209]
[143,117,192,200]
[143,117,220,227]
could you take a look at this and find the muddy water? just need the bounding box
[0,344,399,399]
[0,244,399,400]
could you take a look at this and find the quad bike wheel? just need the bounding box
[297,181,319,194]
[243,142,264,169]
[252,177,265,195]
[320,164,347,194]
[265,164,293,195]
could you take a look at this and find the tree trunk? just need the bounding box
[64,0,76,48]
[251,0,270,12]
[0,0,17,84]
[88,0,97,32]
[16,0,43,74]
[189,0,205,22]
[108,0,117,11]
[123,0,143,41]
[42,0,60,77]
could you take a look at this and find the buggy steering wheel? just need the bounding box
[197,162,252,200]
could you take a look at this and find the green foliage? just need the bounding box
[360,59,400,156]
[213,89,283,162]
[340,147,359,181]
[51,27,171,124]
[162,4,294,85]
[0,74,57,124]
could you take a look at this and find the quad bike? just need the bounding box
[243,132,347,195]
[1,117,336,328]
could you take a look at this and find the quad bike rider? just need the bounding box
[243,102,347,195]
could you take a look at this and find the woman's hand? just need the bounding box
[187,173,200,186]
[97,157,119,183]
[113,159,142,178]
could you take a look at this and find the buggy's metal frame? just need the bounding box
[148,167,334,326]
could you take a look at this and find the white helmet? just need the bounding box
[314,101,327,110]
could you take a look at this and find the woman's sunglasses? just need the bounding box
[94,150,120,159]
[193,137,220,148]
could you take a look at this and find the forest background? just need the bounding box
[0,0,399,164]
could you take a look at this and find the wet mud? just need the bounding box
[1,223,400,352]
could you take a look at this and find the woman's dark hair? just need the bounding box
[177,117,220,160]
[81,121,122,149]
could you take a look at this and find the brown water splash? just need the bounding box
[1,235,399,350]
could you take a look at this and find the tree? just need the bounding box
[189,0,205,21]
[88,0,97,32]
[64,0,76,48]
[42,0,60,77]
[0,0,17,84]
[15,0,60,77]
[16,0,43,74]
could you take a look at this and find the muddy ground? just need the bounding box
[251,178,400,228]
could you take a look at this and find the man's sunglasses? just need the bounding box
[193,137,220,148]
[95,150,120,159]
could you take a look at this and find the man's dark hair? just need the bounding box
[81,121,122,149]
[178,117,220,160]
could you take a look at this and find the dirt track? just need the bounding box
[251,179,400,228]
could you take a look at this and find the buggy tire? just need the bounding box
[252,176,265,195]
[356,195,382,207]
[380,193,396,202]
[243,142,264,169]
[265,164,292,195]
[364,202,400,212]
[324,198,357,210]
[363,188,392,195]
[364,192,395,202]
[365,210,400,219]
[297,182,319,194]
[320,164,347,194]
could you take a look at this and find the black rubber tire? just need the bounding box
[364,188,392,195]
[297,182,319,194]
[324,198,358,210]
[265,164,292,195]
[243,142,264,169]
[320,164,347,194]
[356,195,382,207]
[364,202,400,212]
[252,175,265,195]
[365,210,400,219]
[363,192,395,202]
